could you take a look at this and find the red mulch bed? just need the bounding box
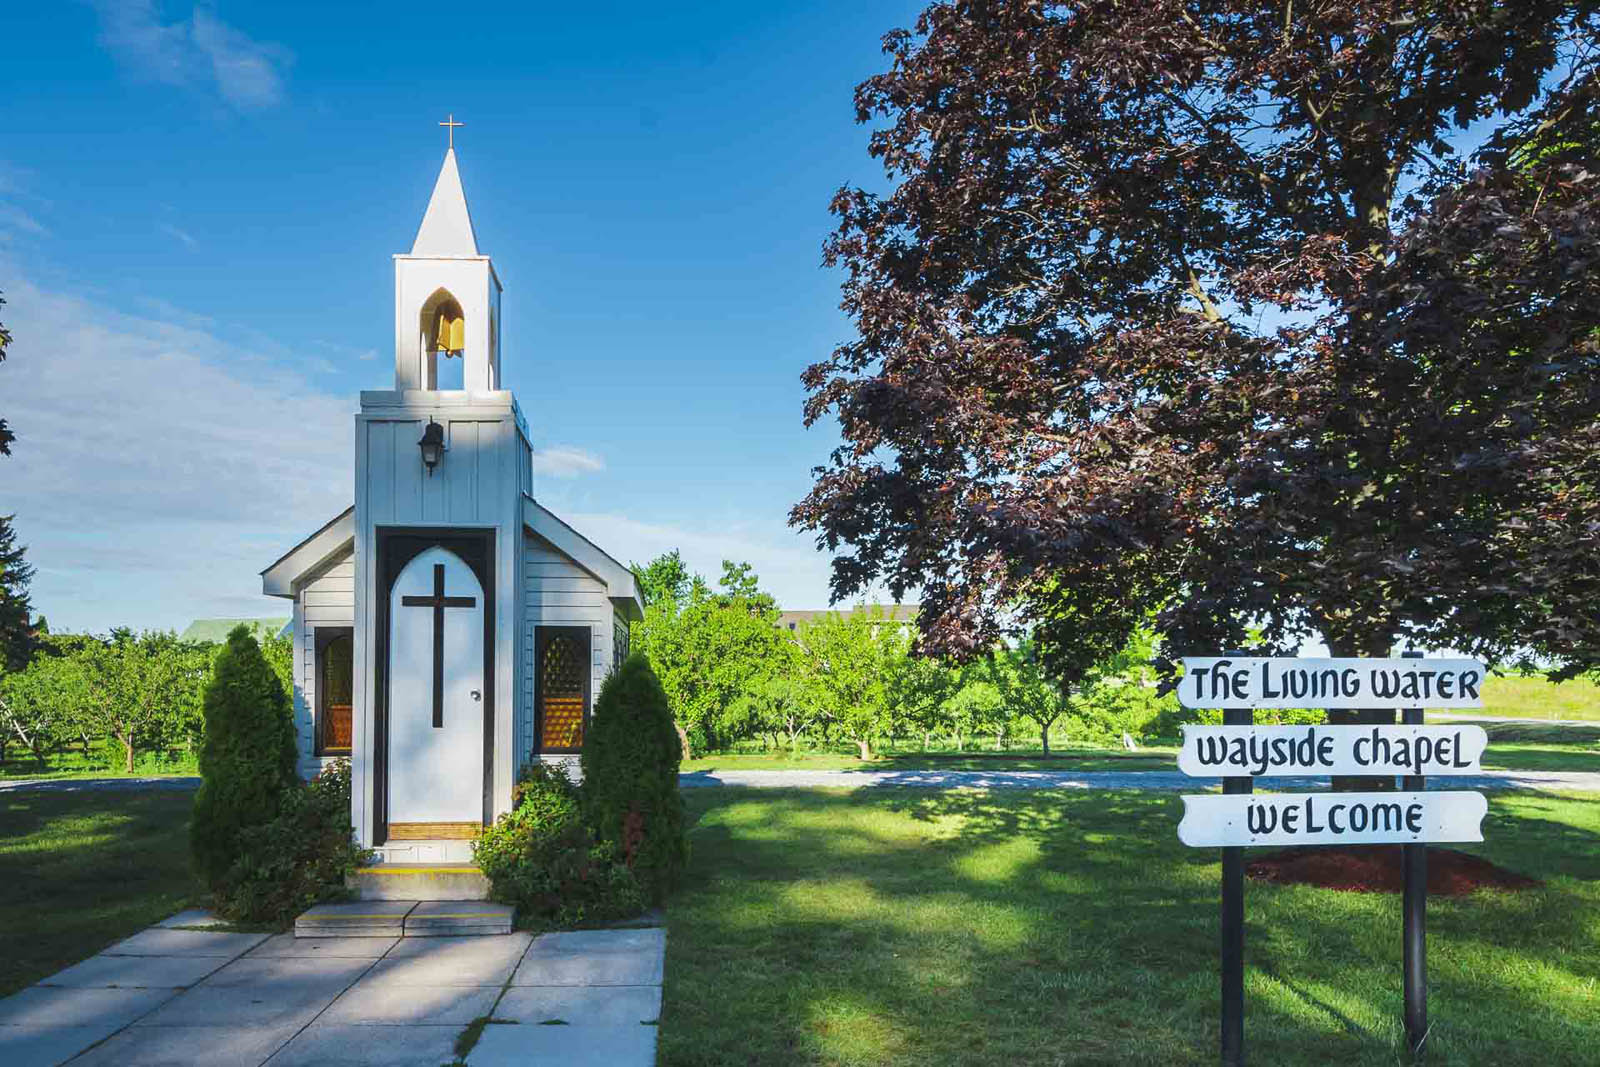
[1247,846,1541,895]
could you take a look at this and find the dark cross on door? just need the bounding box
[400,563,477,728]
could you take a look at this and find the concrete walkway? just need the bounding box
[0,916,665,1066]
[679,767,1600,792]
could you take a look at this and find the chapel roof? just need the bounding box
[410,148,480,257]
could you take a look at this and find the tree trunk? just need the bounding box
[673,720,692,761]
[856,738,872,761]
[1040,723,1050,757]
[122,735,135,774]
[1326,635,1396,792]
[923,731,933,751]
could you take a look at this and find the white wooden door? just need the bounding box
[387,546,485,827]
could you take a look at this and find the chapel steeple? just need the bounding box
[392,127,502,394]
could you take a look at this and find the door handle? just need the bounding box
[470,690,481,701]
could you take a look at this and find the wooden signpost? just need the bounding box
[1177,652,1489,1065]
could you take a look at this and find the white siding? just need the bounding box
[293,550,355,778]
[520,531,614,767]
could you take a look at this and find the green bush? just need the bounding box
[211,760,371,923]
[191,626,298,889]
[474,760,645,925]
[581,652,687,900]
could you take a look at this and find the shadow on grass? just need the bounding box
[659,788,1600,1067]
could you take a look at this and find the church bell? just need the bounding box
[432,312,465,356]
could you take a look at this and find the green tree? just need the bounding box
[62,630,209,772]
[941,661,1002,753]
[726,639,822,754]
[988,643,1073,756]
[890,650,958,751]
[0,517,36,673]
[0,653,75,765]
[631,554,782,754]
[798,606,905,760]
[631,549,700,613]
[191,626,297,888]
[582,652,687,901]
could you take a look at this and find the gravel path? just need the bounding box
[678,768,1600,792]
[0,775,201,794]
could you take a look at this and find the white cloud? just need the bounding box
[91,1,289,110]
[553,509,880,612]
[159,222,197,248]
[0,204,47,238]
[530,445,604,478]
[1,273,354,632]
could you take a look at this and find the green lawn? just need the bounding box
[0,789,204,995]
[0,743,199,781]
[1476,674,1600,721]
[661,788,1600,1066]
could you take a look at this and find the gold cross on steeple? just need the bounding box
[439,113,464,150]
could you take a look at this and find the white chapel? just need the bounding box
[261,144,642,865]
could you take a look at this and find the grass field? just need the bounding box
[0,744,199,781]
[661,788,1600,1066]
[0,789,203,995]
[1479,673,1600,720]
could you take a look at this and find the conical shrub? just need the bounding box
[190,625,297,889]
[581,652,687,900]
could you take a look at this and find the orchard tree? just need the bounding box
[890,648,959,750]
[798,607,905,760]
[726,641,822,754]
[631,554,782,754]
[72,630,209,772]
[793,2,1600,706]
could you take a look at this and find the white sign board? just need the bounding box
[1179,657,1486,709]
[1177,724,1487,778]
[1177,791,1488,847]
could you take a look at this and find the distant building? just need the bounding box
[179,617,291,643]
[775,604,920,633]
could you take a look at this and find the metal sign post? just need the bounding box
[1220,651,1248,1067]
[1401,650,1427,1060]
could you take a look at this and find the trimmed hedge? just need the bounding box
[581,652,687,901]
[190,625,297,889]
[211,760,371,923]
[474,760,644,925]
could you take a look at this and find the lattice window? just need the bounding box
[613,617,630,672]
[539,632,586,750]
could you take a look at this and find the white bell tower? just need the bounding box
[392,144,502,392]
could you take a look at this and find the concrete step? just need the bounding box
[295,900,416,937]
[404,900,515,936]
[348,863,491,901]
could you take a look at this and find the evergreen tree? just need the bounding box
[191,625,297,888]
[581,652,687,901]
[0,516,36,672]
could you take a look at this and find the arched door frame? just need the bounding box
[372,526,496,846]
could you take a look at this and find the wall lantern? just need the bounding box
[418,419,445,476]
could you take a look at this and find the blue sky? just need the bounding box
[2,0,923,632]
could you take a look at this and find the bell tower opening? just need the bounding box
[391,145,502,393]
[419,288,466,390]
